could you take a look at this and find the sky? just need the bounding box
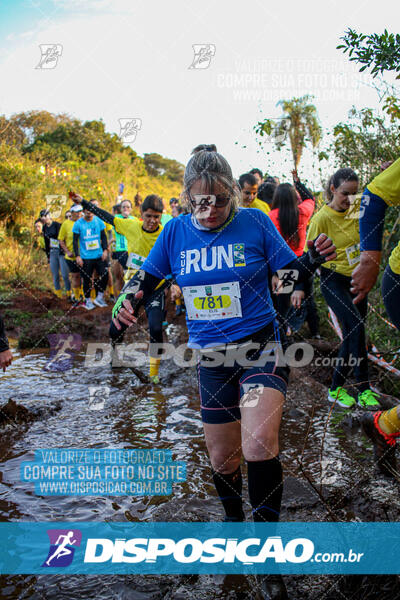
[0,0,399,185]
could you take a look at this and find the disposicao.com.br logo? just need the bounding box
[82,535,363,567]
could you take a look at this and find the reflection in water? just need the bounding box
[1,347,399,598]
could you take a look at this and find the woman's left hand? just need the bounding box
[307,234,337,263]
[170,284,182,301]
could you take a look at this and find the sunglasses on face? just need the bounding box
[189,194,230,211]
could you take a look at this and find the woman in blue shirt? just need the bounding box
[109,149,336,599]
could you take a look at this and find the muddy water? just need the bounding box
[1,333,400,599]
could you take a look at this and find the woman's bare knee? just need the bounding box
[243,436,279,461]
[210,452,241,473]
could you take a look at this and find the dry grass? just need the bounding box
[0,238,51,290]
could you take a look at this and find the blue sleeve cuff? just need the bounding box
[359,188,387,251]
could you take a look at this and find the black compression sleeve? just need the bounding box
[295,180,314,201]
[0,313,10,352]
[280,248,326,284]
[73,233,80,257]
[100,229,108,251]
[80,199,115,226]
[121,270,163,306]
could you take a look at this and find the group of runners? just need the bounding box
[2,145,400,599]
[32,196,182,309]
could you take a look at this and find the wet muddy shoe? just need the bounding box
[328,387,355,408]
[357,389,381,410]
[84,299,95,310]
[256,574,288,600]
[93,296,108,308]
[362,411,398,477]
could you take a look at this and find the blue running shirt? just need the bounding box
[72,216,105,259]
[142,208,296,348]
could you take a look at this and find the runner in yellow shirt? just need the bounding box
[307,167,380,410]
[70,192,167,383]
[238,172,270,215]
[58,204,84,306]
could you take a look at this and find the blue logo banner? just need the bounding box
[1,522,400,574]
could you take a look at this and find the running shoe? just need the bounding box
[256,574,288,600]
[84,299,95,310]
[361,411,398,477]
[357,389,381,410]
[93,297,108,308]
[150,375,160,385]
[327,387,356,408]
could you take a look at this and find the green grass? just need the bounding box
[3,309,32,327]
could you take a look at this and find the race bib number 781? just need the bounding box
[182,281,242,320]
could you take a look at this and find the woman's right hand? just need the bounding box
[271,274,280,293]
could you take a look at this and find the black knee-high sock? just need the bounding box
[212,466,244,521]
[247,457,283,522]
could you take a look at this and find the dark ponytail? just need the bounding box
[272,183,300,248]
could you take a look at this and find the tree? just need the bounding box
[0,143,41,225]
[24,119,133,164]
[331,107,400,186]
[337,29,400,78]
[337,29,400,122]
[0,110,74,147]
[254,95,322,169]
[143,153,184,182]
